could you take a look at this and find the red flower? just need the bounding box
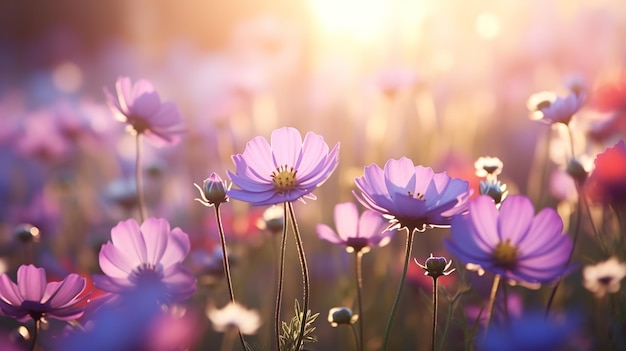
[586,140,626,206]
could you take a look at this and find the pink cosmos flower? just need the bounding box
[104,77,184,146]
[93,218,196,302]
[316,202,393,253]
[227,127,340,206]
[0,264,86,322]
[445,195,572,284]
[528,91,585,125]
[353,157,471,233]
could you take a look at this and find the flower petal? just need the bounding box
[334,202,358,240]
[17,265,46,302]
[316,224,342,244]
[140,218,170,266]
[497,195,534,244]
[110,219,147,266]
[270,127,302,167]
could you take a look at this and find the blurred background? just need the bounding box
[1,0,625,349]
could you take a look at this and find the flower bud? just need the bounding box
[195,173,230,207]
[566,159,587,185]
[328,307,358,327]
[479,180,508,205]
[415,254,455,279]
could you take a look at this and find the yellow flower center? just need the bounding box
[492,240,518,269]
[271,165,297,191]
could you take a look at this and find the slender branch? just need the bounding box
[275,202,288,351]
[214,205,248,351]
[382,229,415,351]
[288,202,309,351]
[135,133,147,222]
[220,328,236,351]
[355,251,364,351]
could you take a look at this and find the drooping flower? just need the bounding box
[207,302,261,335]
[353,157,472,233]
[585,140,626,206]
[582,257,626,298]
[227,127,340,206]
[527,91,585,125]
[93,218,196,302]
[316,202,393,253]
[0,264,86,322]
[445,195,572,284]
[104,77,184,146]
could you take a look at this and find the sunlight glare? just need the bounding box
[307,0,390,43]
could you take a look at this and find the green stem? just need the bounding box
[431,277,439,351]
[382,229,415,351]
[275,203,288,351]
[484,274,501,334]
[355,251,364,351]
[288,202,309,351]
[214,205,248,351]
[135,133,147,223]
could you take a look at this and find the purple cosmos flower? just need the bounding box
[316,202,393,253]
[445,195,573,284]
[93,218,196,302]
[0,264,86,322]
[353,157,472,233]
[227,127,340,206]
[104,77,184,146]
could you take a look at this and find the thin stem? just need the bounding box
[30,319,40,351]
[275,203,288,351]
[288,202,309,351]
[382,229,415,351]
[566,125,576,160]
[135,133,147,223]
[354,251,364,351]
[484,274,501,333]
[546,184,583,317]
[501,281,509,325]
[431,277,439,351]
[582,193,606,253]
[220,328,236,351]
[214,205,248,351]
[350,323,360,351]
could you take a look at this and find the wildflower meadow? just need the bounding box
[2,1,626,350]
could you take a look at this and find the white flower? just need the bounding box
[207,302,261,335]
[583,257,626,298]
[474,156,503,178]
